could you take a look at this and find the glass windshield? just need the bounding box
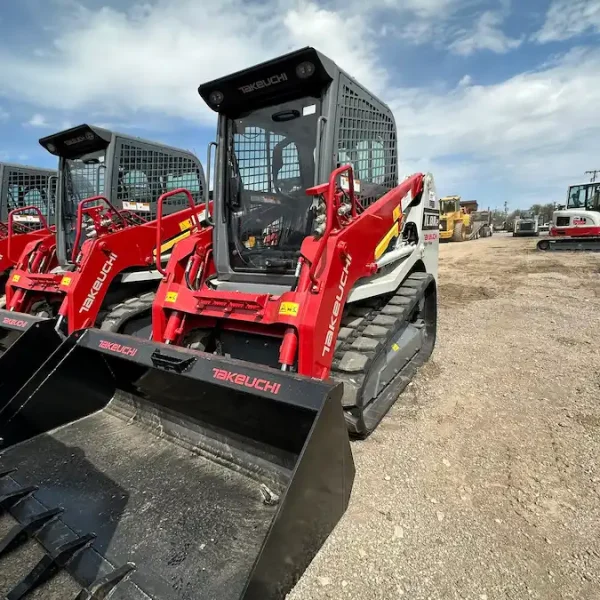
[5,172,55,222]
[440,200,458,214]
[567,183,600,211]
[61,152,106,258]
[226,98,319,272]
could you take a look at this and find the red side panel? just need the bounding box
[550,225,600,237]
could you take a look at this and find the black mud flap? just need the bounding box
[0,310,64,410]
[0,329,355,600]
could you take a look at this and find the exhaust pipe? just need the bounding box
[0,329,355,599]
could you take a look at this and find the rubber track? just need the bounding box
[100,291,155,332]
[330,272,433,410]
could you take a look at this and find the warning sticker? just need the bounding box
[12,274,20,282]
[340,176,361,193]
[279,302,299,317]
[179,218,193,232]
[61,276,72,287]
[123,201,151,212]
[165,291,178,303]
[13,215,40,223]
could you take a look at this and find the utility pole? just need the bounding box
[503,200,508,216]
[585,169,600,183]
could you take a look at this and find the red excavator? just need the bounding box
[0,48,439,600]
[0,124,207,402]
[0,163,57,299]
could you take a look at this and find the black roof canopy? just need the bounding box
[198,47,334,115]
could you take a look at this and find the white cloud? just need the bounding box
[534,0,600,43]
[378,0,469,19]
[388,47,600,199]
[0,0,385,125]
[25,113,50,128]
[0,0,596,207]
[449,10,523,55]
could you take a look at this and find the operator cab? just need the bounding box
[0,163,56,225]
[225,98,320,273]
[566,182,600,211]
[199,47,398,290]
[440,197,460,214]
[39,124,205,266]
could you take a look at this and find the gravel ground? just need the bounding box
[288,233,600,600]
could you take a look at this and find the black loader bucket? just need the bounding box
[0,310,63,409]
[0,329,355,600]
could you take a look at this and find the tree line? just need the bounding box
[503,203,555,224]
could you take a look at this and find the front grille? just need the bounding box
[519,222,534,231]
[556,216,570,227]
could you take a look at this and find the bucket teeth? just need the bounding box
[6,533,96,600]
[74,562,137,600]
[0,507,63,558]
[0,485,37,511]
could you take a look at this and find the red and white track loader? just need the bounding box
[0,124,207,402]
[0,48,439,600]
[0,163,57,299]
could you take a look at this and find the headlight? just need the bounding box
[209,90,224,106]
[296,61,315,79]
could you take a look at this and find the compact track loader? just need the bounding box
[0,48,438,599]
[0,163,57,298]
[0,125,206,403]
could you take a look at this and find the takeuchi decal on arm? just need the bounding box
[79,253,118,313]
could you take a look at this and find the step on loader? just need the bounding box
[0,125,207,404]
[0,48,437,599]
[0,163,57,299]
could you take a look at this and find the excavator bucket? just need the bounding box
[0,310,63,408]
[0,329,355,600]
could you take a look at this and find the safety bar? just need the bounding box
[72,196,127,264]
[304,165,356,290]
[155,188,197,276]
[7,206,51,262]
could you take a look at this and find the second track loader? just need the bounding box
[0,163,57,297]
[0,125,206,404]
[0,47,437,599]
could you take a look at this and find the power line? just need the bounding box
[585,169,600,183]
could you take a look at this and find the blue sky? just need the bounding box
[0,0,598,210]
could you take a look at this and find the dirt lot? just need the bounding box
[289,233,600,600]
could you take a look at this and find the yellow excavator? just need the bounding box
[439,195,472,242]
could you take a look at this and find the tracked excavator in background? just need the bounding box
[537,178,600,251]
[0,163,57,299]
[0,124,206,403]
[0,48,439,600]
